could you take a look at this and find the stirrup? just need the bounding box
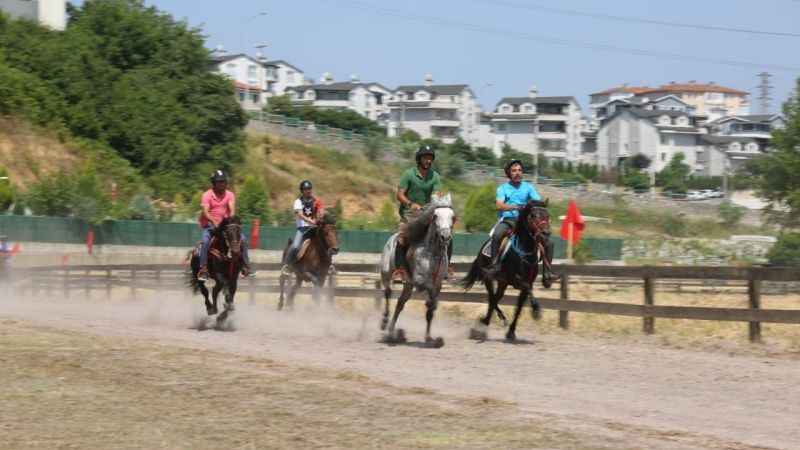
[391,268,409,283]
[197,269,209,283]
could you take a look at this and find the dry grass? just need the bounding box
[0,320,639,450]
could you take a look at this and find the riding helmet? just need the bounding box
[209,169,228,184]
[415,145,436,164]
[299,180,313,191]
[504,159,524,178]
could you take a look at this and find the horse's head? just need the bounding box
[432,205,455,243]
[220,216,243,259]
[318,212,339,256]
[518,200,550,237]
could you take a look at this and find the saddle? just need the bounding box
[481,235,512,260]
[295,238,312,261]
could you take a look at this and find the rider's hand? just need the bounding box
[410,203,422,212]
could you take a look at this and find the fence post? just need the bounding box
[748,277,762,343]
[63,268,70,299]
[249,276,256,305]
[643,276,655,334]
[130,268,137,299]
[106,269,112,300]
[559,274,569,329]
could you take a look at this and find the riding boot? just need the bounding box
[483,237,503,278]
[392,243,409,282]
[542,238,560,289]
[197,265,209,282]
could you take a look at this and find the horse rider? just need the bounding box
[197,170,253,282]
[393,145,453,282]
[284,180,324,266]
[485,159,560,288]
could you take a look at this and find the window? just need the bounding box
[305,90,315,100]
[746,143,758,152]
[706,92,723,102]
[659,115,672,126]
[497,123,507,132]
[661,153,667,162]
[660,134,669,145]
[238,92,246,102]
[730,142,741,152]
[500,104,512,113]
[537,104,564,115]
[539,121,566,133]
[250,92,259,103]
[415,91,429,100]
[522,104,534,113]
[676,116,689,127]
[247,65,258,79]
[287,70,295,83]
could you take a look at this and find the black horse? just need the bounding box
[460,201,551,341]
[187,216,245,326]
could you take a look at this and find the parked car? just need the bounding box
[686,190,707,201]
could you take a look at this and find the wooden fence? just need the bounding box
[9,263,800,343]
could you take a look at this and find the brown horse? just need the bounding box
[278,212,339,310]
[187,216,244,327]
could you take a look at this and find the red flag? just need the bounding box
[250,219,261,249]
[560,200,585,245]
[86,228,95,255]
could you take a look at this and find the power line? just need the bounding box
[314,0,800,73]
[470,0,800,38]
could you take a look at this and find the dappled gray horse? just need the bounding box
[379,194,454,347]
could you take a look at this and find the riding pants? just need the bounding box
[200,225,250,268]
[286,226,313,264]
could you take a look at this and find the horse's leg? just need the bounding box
[306,272,321,305]
[470,279,495,341]
[506,288,528,341]
[380,275,392,331]
[385,282,411,343]
[287,275,301,310]
[211,282,223,315]
[424,289,444,347]
[494,281,510,327]
[278,271,286,311]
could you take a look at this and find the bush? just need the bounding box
[463,183,497,232]
[572,241,594,265]
[362,134,385,162]
[621,170,649,191]
[127,192,156,221]
[767,233,800,266]
[662,214,688,237]
[718,201,745,227]
[237,175,270,224]
[374,199,398,231]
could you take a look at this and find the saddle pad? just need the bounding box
[296,239,312,261]
[480,236,511,258]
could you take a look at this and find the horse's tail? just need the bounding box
[458,255,483,291]
[185,249,201,294]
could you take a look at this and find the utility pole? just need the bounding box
[756,72,773,114]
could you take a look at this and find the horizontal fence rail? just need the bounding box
[7,263,800,343]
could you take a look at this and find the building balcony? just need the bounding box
[537,131,567,139]
[387,100,460,109]
[537,113,567,121]
[430,119,460,128]
[543,150,568,159]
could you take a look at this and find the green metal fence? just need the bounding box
[0,215,623,259]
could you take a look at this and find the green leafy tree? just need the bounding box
[749,78,800,227]
[375,199,398,230]
[0,167,13,212]
[767,233,800,266]
[627,154,652,170]
[331,199,344,222]
[237,175,270,223]
[399,129,421,143]
[463,183,497,232]
[657,153,691,193]
[26,171,75,216]
[474,146,496,166]
[362,134,384,162]
[127,192,155,220]
[71,165,111,224]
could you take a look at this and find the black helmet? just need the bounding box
[299,180,313,191]
[415,145,436,164]
[210,169,228,184]
[504,159,524,178]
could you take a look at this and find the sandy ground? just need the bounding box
[1,289,799,450]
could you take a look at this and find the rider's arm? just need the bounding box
[228,194,236,218]
[202,205,219,227]
[397,170,420,210]
[495,185,519,212]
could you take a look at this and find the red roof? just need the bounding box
[234,81,261,92]
[592,82,747,97]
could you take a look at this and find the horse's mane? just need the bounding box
[219,216,242,227]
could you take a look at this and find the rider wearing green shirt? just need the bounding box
[393,145,451,282]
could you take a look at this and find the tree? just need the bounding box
[474,146,496,166]
[71,165,111,224]
[375,199,398,230]
[362,134,384,162]
[657,153,691,193]
[237,175,270,223]
[26,171,75,217]
[749,78,800,227]
[0,167,13,212]
[767,232,800,266]
[399,129,421,143]
[463,183,497,232]
[627,154,652,170]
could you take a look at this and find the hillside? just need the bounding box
[0,118,83,188]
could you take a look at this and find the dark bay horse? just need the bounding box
[460,201,551,341]
[379,194,455,347]
[278,212,339,310]
[187,216,244,326]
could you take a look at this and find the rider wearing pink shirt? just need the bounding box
[197,170,252,281]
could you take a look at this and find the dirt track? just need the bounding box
[1,291,799,450]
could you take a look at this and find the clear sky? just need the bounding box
[80,0,800,114]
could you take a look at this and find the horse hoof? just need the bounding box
[469,328,487,341]
[426,336,445,348]
[206,306,218,316]
[505,331,516,342]
[380,317,388,331]
[395,328,406,343]
[224,302,235,312]
[382,328,406,344]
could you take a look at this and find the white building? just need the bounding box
[595,109,783,177]
[285,74,391,122]
[210,50,305,112]
[1,0,65,30]
[487,87,584,162]
[386,76,481,145]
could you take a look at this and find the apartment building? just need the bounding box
[385,75,481,145]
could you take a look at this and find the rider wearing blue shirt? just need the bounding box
[0,235,11,276]
[485,160,559,287]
